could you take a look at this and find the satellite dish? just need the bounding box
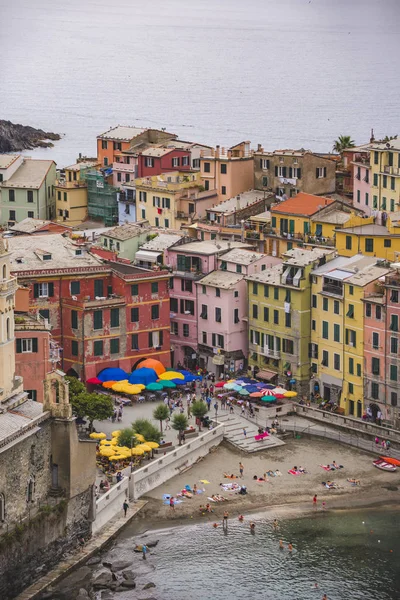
[386,142,391,148]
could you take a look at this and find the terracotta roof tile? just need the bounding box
[271,193,334,216]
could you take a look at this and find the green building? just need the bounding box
[99,223,151,260]
[246,247,335,396]
[0,159,56,225]
[86,171,118,226]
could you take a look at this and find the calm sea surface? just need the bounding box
[1,0,400,167]
[110,509,400,600]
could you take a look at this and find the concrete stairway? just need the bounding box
[217,413,285,453]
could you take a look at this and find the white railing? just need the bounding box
[95,476,129,512]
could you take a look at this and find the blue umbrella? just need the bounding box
[239,377,255,384]
[171,378,187,385]
[244,385,259,393]
[263,383,275,389]
[129,367,158,385]
[97,367,128,382]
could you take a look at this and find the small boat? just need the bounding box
[373,458,397,472]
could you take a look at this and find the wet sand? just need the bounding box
[136,438,400,522]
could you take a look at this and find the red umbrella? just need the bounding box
[215,381,226,388]
[87,377,102,385]
[272,393,285,399]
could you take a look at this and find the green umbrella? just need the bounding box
[161,380,176,389]
[239,388,249,395]
[146,382,164,391]
[261,396,276,403]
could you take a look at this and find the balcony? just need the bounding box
[56,180,87,189]
[0,277,18,295]
[322,282,343,297]
[113,161,137,174]
[383,165,400,176]
[172,269,204,280]
[62,295,125,309]
[260,347,281,359]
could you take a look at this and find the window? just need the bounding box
[220,261,227,271]
[216,287,221,297]
[221,163,227,174]
[181,279,193,293]
[9,190,15,202]
[370,382,379,400]
[27,211,34,218]
[201,285,207,295]
[33,282,54,298]
[63,192,67,202]
[356,190,361,203]
[334,354,340,371]
[236,264,242,274]
[371,357,380,376]
[180,299,194,315]
[16,338,37,354]
[131,307,139,322]
[39,309,50,321]
[172,157,180,167]
[110,308,119,327]
[334,300,339,315]
[322,350,329,367]
[356,363,361,377]
[234,308,239,324]
[348,383,354,395]
[211,333,224,348]
[182,156,189,166]
[204,162,211,173]
[349,357,354,374]
[349,285,354,295]
[71,340,78,356]
[345,236,352,250]
[263,307,269,322]
[71,310,78,329]
[252,282,258,295]
[390,364,398,382]
[152,196,161,208]
[391,177,395,191]
[391,199,395,212]
[390,337,398,354]
[382,197,387,210]
[234,290,239,298]
[365,303,371,317]
[93,310,103,330]
[104,157,108,167]
[183,324,189,337]
[200,304,208,319]
[252,304,258,319]
[274,288,279,300]
[131,334,139,350]
[273,310,279,325]
[384,239,392,248]
[262,176,268,187]
[346,304,354,318]
[391,289,399,303]
[117,172,122,182]
[164,218,170,228]
[9,210,16,221]
[391,392,398,407]
[333,324,340,342]
[101,140,107,150]
[312,319,316,331]
[365,238,374,253]
[139,191,147,202]
[346,328,356,347]
[131,284,139,297]
[271,216,276,228]
[261,158,270,170]
[323,298,328,311]
[322,321,328,339]
[365,192,369,206]
[373,195,378,209]
[376,305,382,320]
[215,307,222,322]
[390,314,399,332]
[282,339,294,354]
[264,285,269,298]
[312,295,317,309]
[372,332,379,349]
[151,282,159,295]
[145,157,154,168]
[285,312,291,327]
[110,338,120,355]
[316,167,327,178]
[94,280,104,297]
[148,330,163,348]
[373,173,378,186]
[151,305,159,320]
[383,175,387,188]
[202,331,207,344]
[94,340,103,356]
[27,190,34,203]
[71,281,80,295]
[204,180,209,191]
[162,197,171,209]
[221,186,226,195]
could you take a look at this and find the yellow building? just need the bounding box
[335,214,400,261]
[369,138,400,212]
[247,247,335,395]
[55,161,98,226]
[310,254,390,416]
[245,193,359,257]
[133,171,217,229]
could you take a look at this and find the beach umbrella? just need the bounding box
[87,377,102,385]
[137,444,152,452]
[102,380,116,389]
[100,440,112,446]
[111,380,130,392]
[145,441,159,449]
[262,383,275,389]
[224,382,236,390]
[111,430,121,437]
[134,433,146,443]
[250,391,264,398]
[129,367,158,385]
[273,393,285,399]
[131,447,145,456]
[171,379,187,386]
[244,385,259,393]
[146,382,164,391]
[160,380,176,389]
[233,384,243,392]
[159,371,184,381]
[239,377,254,384]
[238,388,250,396]
[100,448,114,457]
[261,396,277,403]
[284,391,298,398]
[122,384,145,395]
[136,358,166,376]
[97,368,128,382]
[272,387,287,394]
[214,381,225,388]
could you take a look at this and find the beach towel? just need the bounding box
[288,470,304,476]
[200,479,211,484]
[320,465,332,471]
[163,498,184,505]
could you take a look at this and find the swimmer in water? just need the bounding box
[279,539,284,549]
[288,542,293,552]
[238,515,244,521]
[273,518,278,529]
[213,523,218,528]
[250,522,255,531]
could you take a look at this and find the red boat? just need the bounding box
[373,457,397,472]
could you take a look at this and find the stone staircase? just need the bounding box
[217,413,285,453]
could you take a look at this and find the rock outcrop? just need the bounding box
[0,120,60,152]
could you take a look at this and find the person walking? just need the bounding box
[313,494,318,508]
[142,544,147,560]
[239,462,244,478]
[243,428,247,438]
[123,500,129,517]
[223,510,229,529]
[170,496,175,510]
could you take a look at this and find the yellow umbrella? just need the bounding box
[97,432,107,439]
[109,455,125,461]
[137,444,152,452]
[159,371,184,381]
[134,433,145,443]
[111,430,121,437]
[284,391,298,398]
[145,441,159,449]
[89,432,99,439]
[111,380,129,392]
[131,447,145,456]
[100,439,112,446]
[100,448,114,456]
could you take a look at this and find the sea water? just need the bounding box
[116,509,400,600]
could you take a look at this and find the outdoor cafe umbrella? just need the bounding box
[272,387,287,394]
[224,382,237,390]
[137,358,166,376]
[87,377,102,385]
[103,381,116,389]
[145,441,159,449]
[244,385,259,393]
[284,391,298,398]
[134,433,146,443]
[238,388,250,396]
[137,444,153,453]
[146,382,164,391]
[131,447,145,456]
[129,367,158,385]
[97,368,128,382]
[159,371,184,381]
[261,396,277,403]
[215,381,225,388]
[250,391,264,398]
[160,380,176,389]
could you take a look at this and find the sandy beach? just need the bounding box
[137,438,400,522]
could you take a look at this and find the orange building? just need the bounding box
[200,142,254,201]
[97,125,148,168]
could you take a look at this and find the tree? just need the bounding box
[66,376,85,399]
[153,403,170,433]
[70,391,114,431]
[191,400,208,431]
[118,427,136,449]
[171,413,188,445]
[332,135,355,154]
[132,418,161,443]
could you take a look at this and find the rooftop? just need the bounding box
[9,218,51,234]
[97,125,147,141]
[338,224,395,236]
[245,263,283,286]
[0,399,47,447]
[0,154,20,170]
[64,161,99,171]
[247,211,271,223]
[246,248,333,283]
[8,234,103,272]
[311,210,351,225]
[140,146,178,157]
[102,223,149,241]
[369,139,400,152]
[170,240,251,256]
[271,193,334,216]
[140,233,183,252]
[219,248,267,265]
[198,270,244,289]
[312,254,390,285]
[1,159,55,189]
[208,190,268,214]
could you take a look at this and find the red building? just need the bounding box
[138,147,191,178]
[9,234,171,382]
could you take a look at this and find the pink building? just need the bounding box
[166,240,251,369]
[352,152,371,214]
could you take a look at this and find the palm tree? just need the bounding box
[191,400,208,431]
[172,413,188,445]
[332,135,355,154]
[153,403,170,433]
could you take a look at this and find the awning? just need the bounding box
[256,369,278,381]
[135,250,161,263]
[212,355,225,365]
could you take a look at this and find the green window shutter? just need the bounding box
[131,307,139,322]
[356,363,361,377]
[93,310,103,330]
[94,340,103,356]
[32,338,38,353]
[48,282,54,297]
[131,284,138,296]
[33,283,39,298]
[349,357,354,374]
[289,220,295,234]
[271,216,276,228]
[71,310,78,329]
[110,308,119,327]
[71,340,78,356]
[71,281,80,295]
[334,324,340,342]
[110,338,120,354]
[16,338,22,353]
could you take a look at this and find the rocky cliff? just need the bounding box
[0,119,61,152]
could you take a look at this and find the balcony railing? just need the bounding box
[322,283,343,296]
[56,180,87,189]
[62,295,125,308]
[383,165,400,176]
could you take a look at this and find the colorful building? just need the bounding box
[310,254,390,416]
[135,232,184,269]
[8,233,171,381]
[247,248,335,394]
[97,125,148,169]
[338,143,371,197]
[351,148,371,213]
[200,142,254,201]
[0,158,56,224]
[253,147,336,198]
[205,190,271,227]
[98,222,150,261]
[334,214,400,262]
[369,138,400,213]
[55,161,98,226]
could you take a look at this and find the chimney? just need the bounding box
[236,195,241,211]
[257,144,263,153]
[216,145,220,158]
[370,128,375,143]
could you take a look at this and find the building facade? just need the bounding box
[369,138,400,214]
[200,142,254,201]
[98,223,150,261]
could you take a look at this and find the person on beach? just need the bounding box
[273,519,278,530]
[123,500,129,517]
[142,544,147,560]
[313,494,317,508]
[239,462,244,478]
[288,543,293,552]
[243,428,247,438]
[170,497,175,510]
[223,511,229,528]
[193,483,197,495]
[250,522,255,532]
[238,515,244,521]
